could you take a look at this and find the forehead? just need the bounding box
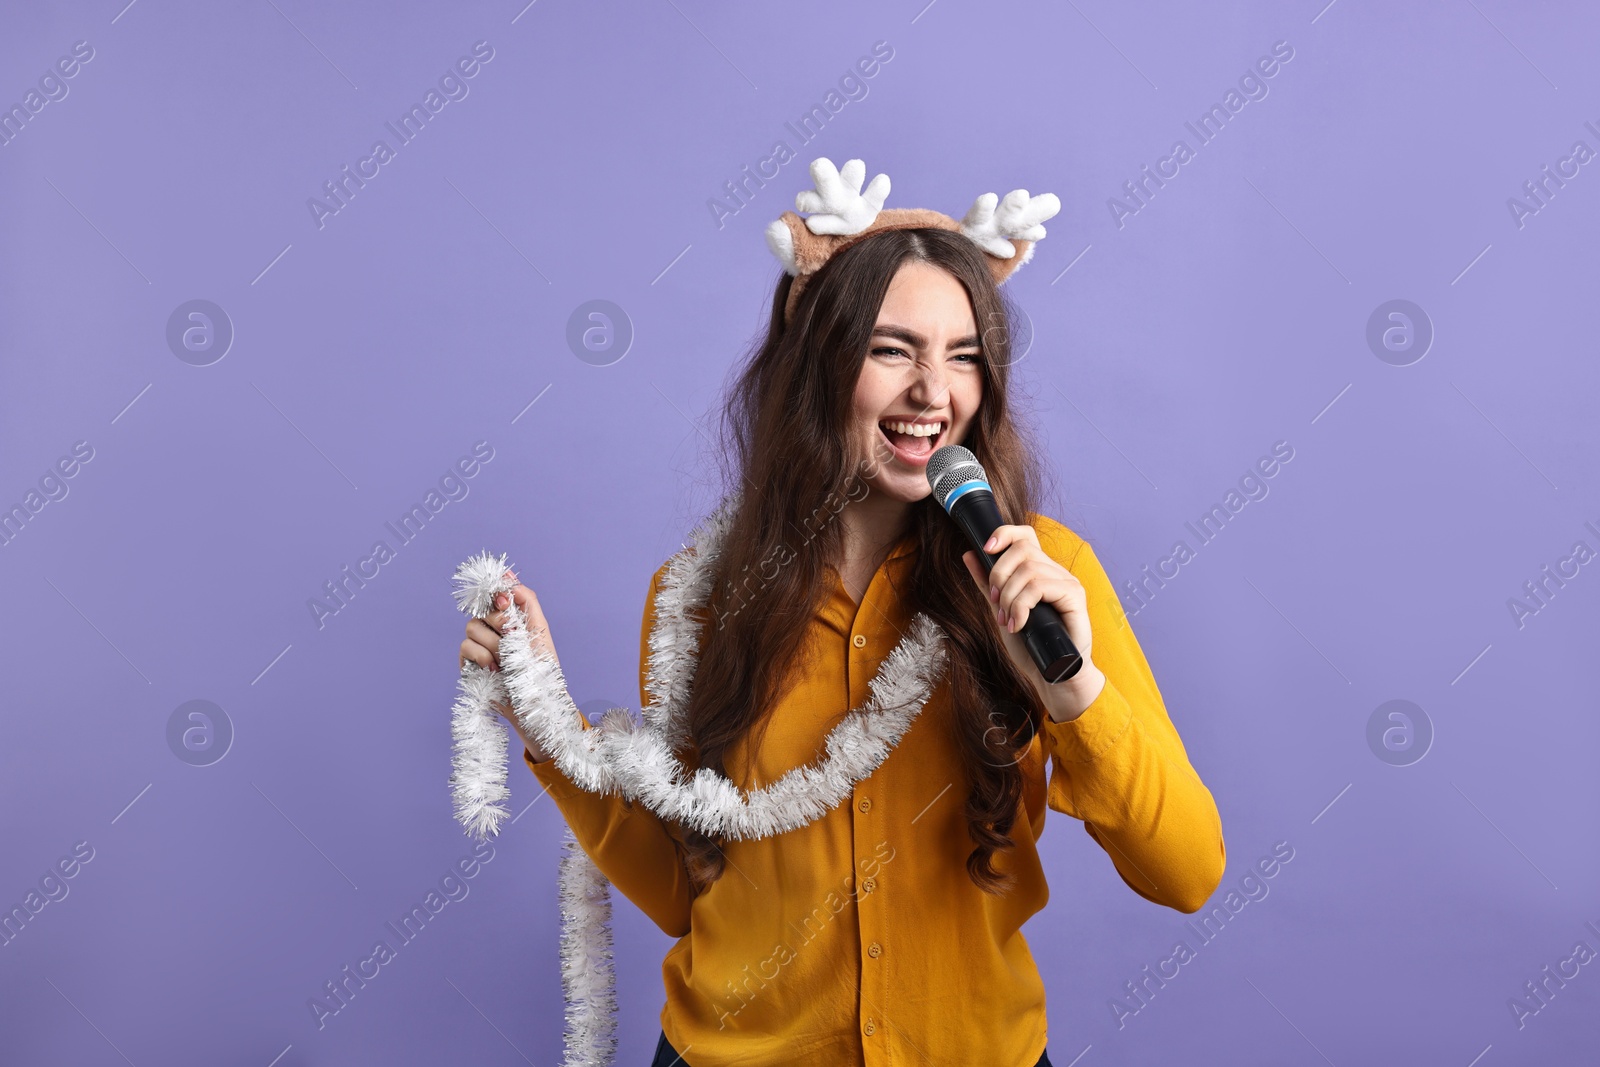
[874,261,976,331]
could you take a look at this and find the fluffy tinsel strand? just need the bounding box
[446,496,948,1067]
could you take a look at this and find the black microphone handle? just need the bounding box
[949,488,1084,683]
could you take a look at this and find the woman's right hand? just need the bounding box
[458,568,562,763]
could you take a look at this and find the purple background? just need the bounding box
[2,1,1596,1064]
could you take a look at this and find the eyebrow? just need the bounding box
[872,323,982,350]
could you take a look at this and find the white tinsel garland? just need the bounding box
[446,495,949,1067]
[558,825,617,1066]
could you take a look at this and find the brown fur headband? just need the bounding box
[763,157,1062,324]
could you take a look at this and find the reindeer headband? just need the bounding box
[763,157,1062,325]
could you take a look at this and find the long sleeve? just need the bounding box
[523,562,693,938]
[1034,526,1226,914]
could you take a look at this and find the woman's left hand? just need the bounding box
[961,524,1104,720]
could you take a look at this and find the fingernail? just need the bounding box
[989,585,998,602]
[984,535,997,551]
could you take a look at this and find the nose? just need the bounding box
[907,353,950,409]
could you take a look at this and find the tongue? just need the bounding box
[886,427,933,456]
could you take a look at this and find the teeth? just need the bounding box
[879,420,943,438]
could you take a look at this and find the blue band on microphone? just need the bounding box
[942,479,990,512]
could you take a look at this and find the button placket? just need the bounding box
[848,563,899,1060]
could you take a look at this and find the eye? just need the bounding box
[872,346,910,358]
[952,351,982,365]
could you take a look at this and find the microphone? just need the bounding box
[925,444,1084,683]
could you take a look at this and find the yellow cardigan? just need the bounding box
[525,513,1225,1067]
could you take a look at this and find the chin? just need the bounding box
[896,472,936,497]
[859,465,932,503]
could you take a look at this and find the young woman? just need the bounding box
[458,172,1225,1067]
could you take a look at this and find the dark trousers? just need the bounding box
[650,1029,1053,1066]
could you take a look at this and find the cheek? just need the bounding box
[852,365,897,420]
[966,373,984,407]
[953,377,983,427]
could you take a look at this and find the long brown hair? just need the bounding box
[678,226,1051,895]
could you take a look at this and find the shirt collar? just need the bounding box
[821,532,918,595]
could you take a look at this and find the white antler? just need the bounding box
[960,189,1061,257]
[795,157,890,235]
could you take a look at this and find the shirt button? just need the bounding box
[863,1019,877,1036]
[861,877,877,893]
[867,941,882,958]
[853,634,867,648]
[858,797,871,813]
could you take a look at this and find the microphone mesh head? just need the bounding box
[925,444,989,510]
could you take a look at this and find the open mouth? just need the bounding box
[877,418,944,464]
